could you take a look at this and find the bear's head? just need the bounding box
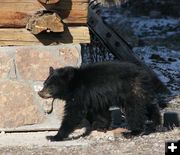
[38,66,75,100]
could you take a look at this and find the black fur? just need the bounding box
[38,61,161,141]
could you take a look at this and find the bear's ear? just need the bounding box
[49,66,54,75]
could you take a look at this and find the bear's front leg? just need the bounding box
[46,101,87,141]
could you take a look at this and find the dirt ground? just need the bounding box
[0,127,179,155]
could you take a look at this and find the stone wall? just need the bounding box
[0,45,81,128]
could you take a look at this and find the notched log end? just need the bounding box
[26,11,64,35]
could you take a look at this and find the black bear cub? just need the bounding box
[38,61,161,141]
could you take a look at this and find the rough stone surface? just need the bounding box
[39,98,54,114]
[16,48,61,81]
[53,99,65,121]
[0,80,44,128]
[59,46,82,67]
[0,45,81,129]
[0,52,13,79]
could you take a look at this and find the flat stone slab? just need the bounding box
[0,45,81,128]
[15,48,61,81]
[0,80,44,128]
[0,51,13,79]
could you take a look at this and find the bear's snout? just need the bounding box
[38,89,52,99]
[38,90,44,98]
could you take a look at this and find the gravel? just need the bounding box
[0,128,179,155]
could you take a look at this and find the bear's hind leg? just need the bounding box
[146,102,161,132]
[125,100,147,135]
[151,104,161,127]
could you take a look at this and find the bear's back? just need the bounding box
[74,61,146,89]
[79,61,143,79]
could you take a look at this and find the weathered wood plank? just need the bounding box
[0,27,90,45]
[0,0,88,27]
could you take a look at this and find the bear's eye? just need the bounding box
[44,81,49,86]
[48,85,54,89]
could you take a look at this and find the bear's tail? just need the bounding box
[152,75,170,95]
[151,75,171,109]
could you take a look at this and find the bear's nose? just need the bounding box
[38,89,52,99]
[38,90,43,97]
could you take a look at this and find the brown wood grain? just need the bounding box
[0,0,88,27]
[0,27,90,45]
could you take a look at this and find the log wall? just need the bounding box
[0,0,90,45]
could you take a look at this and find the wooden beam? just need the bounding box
[0,27,90,46]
